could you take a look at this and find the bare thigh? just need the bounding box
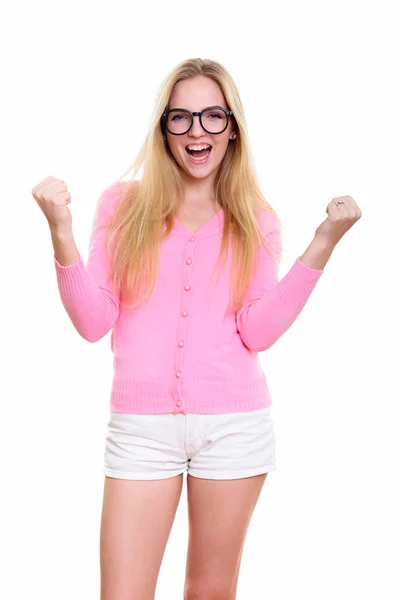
[184,473,268,600]
[100,473,183,600]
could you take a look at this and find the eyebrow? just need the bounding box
[168,105,226,111]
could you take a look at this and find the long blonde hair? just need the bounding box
[104,57,282,310]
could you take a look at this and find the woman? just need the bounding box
[32,57,361,600]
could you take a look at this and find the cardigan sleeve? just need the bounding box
[53,182,125,342]
[236,210,324,352]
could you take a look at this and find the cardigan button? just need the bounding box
[176,400,182,407]
[186,258,192,265]
[182,311,188,317]
[189,236,195,242]
[176,371,181,378]
[178,340,184,347]
[184,284,191,291]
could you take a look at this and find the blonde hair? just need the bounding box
[104,57,282,310]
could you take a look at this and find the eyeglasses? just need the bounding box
[161,105,233,135]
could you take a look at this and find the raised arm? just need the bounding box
[236,210,324,352]
[53,182,125,342]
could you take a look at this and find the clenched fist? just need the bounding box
[32,175,72,232]
[315,195,362,246]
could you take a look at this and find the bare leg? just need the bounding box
[100,473,184,600]
[184,473,268,600]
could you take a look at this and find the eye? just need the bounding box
[203,109,225,121]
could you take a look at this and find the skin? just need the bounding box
[165,75,236,216]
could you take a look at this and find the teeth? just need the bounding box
[190,154,209,160]
[186,144,211,151]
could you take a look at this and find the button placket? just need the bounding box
[173,235,196,413]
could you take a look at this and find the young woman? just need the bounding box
[32,58,361,600]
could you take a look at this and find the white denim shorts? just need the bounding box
[103,406,277,480]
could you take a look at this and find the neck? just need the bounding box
[181,176,219,211]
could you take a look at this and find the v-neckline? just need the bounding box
[173,206,224,236]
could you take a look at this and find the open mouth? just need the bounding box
[185,144,212,159]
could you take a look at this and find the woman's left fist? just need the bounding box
[315,195,362,245]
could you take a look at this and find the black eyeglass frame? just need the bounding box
[160,105,233,136]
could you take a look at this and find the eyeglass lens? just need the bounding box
[166,108,227,134]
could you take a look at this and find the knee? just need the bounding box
[184,584,234,600]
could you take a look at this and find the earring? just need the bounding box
[231,133,236,140]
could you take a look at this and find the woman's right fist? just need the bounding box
[32,176,72,231]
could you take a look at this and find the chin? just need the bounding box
[182,156,221,178]
[185,167,213,178]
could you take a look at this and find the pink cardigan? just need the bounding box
[54,182,324,414]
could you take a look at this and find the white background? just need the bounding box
[2,0,399,598]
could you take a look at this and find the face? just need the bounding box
[164,75,236,183]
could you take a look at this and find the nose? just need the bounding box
[188,115,204,137]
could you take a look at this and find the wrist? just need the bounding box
[50,224,73,239]
[299,235,336,270]
[312,233,338,252]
